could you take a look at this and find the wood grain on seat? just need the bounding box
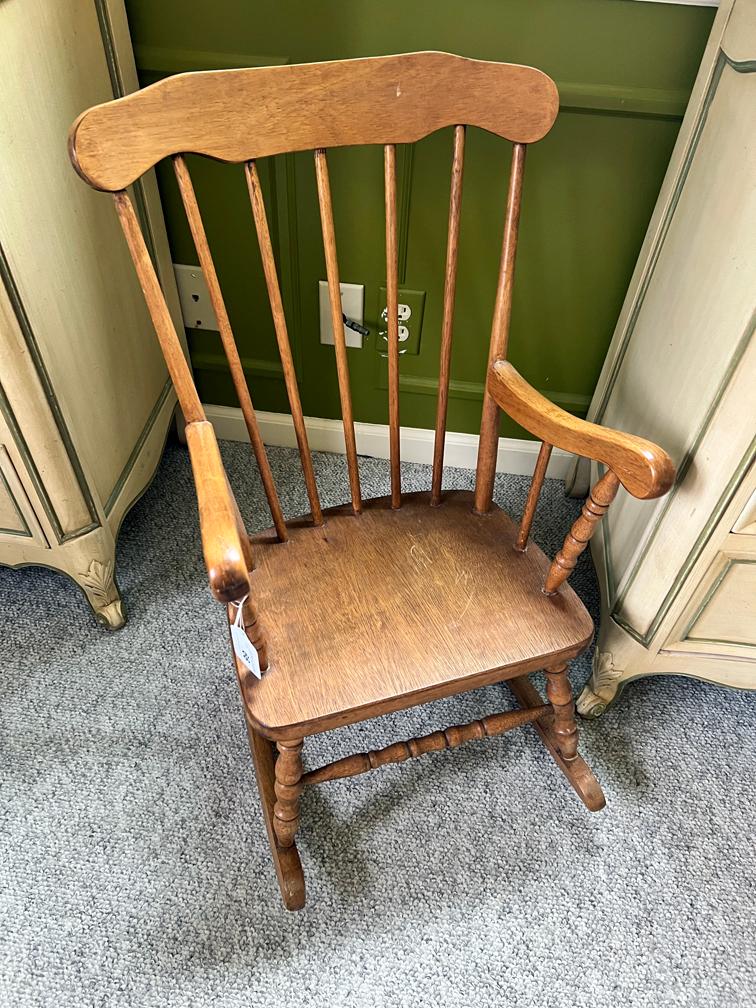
[239,491,593,739]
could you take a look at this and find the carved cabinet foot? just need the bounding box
[77,558,125,629]
[63,530,127,630]
[576,650,624,718]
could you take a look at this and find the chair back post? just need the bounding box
[473,141,527,514]
[113,191,204,424]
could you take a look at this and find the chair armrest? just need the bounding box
[487,361,675,499]
[185,420,250,603]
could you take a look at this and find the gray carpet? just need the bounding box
[1,440,754,1008]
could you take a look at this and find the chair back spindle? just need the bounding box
[516,441,553,550]
[473,141,527,515]
[172,154,288,540]
[384,144,401,509]
[244,160,324,526]
[431,124,466,506]
[314,149,362,514]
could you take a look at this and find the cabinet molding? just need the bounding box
[0,0,182,627]
[0,243,99,542]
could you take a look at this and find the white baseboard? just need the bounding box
[203,403,572,479]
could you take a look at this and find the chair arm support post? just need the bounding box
[544,469,619,594]
[185,420,251,604]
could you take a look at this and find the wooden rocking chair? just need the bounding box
[69,52,676,910]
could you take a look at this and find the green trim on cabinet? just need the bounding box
[0,464,32,538]
[103,379,174,515]
[94,0,127,94]
[94,0,158,264]
[591,461,618,609]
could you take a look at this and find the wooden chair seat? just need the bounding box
[240,490,593,739]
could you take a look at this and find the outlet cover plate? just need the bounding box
[173,264,219,330]
[319,281,365,348]
[377,287,425,355]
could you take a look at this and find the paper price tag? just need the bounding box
[231,624,262,678]
[230,596,263,679]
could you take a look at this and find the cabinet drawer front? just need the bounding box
[663,538,756,660]
[688,560,756,648]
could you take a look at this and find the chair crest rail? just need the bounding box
[69,52,558,192]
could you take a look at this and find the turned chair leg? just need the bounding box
[544,663,578,762]
[244,724,305,910]
[273,739,304,848]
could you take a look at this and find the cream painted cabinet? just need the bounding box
[0,1,184,627]
[567,0,756,714]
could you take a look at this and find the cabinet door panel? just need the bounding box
[605,62,756,632]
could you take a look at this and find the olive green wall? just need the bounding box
[125,0,714,439]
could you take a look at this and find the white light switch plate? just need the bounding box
[174,264,219,330]
[319,281,365,348]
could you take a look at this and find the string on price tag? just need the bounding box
[229,595,263,679]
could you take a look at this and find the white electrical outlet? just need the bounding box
[319,281,365,348]
[381,303,412,322]
[173,264,219,330]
